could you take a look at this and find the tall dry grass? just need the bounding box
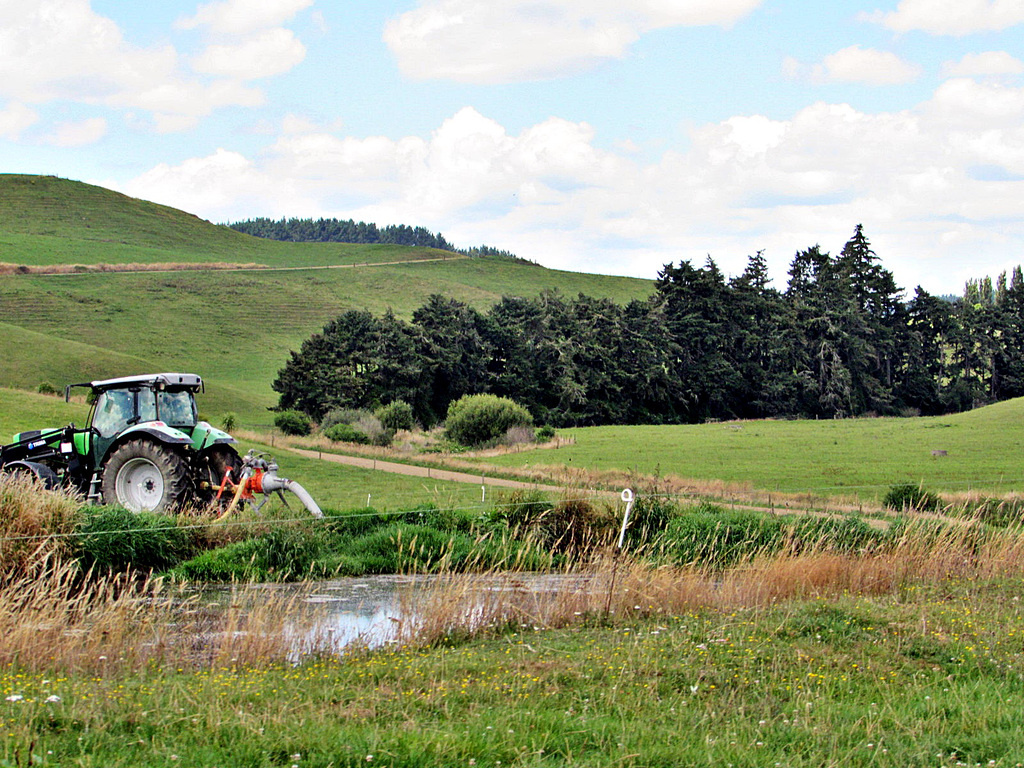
[0,261,266,276]
[396,519,1024,647]
[0,553,332,674]
[0,474,80,575]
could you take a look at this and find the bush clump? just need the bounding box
[324,423,371,444]
[377,400,416,432]
[445,394,533,448]
[623,494,678,547]
[274,409,312,436]
[320,408,392,446]
[884,483,941,512]
[487,490,613,553]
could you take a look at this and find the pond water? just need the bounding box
[194,572,599,652]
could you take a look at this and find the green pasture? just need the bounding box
[254,446,489,514]
[480,398,1024,500]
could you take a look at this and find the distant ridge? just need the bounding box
[229,215,527,263]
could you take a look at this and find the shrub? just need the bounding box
[623,494,678,547]
[884,483,941,512]
[320,408,371,431]
[220,412,237,432]
[487,490,552,530]
[274,409,312,436]
[489,491,612,552]
[320,408,391,446]
[75,507,194,573]
[445,394,533,448]
[324,423,371,444]
[377,400,415,432]
[37,382,59,396]
[535,425,556,442]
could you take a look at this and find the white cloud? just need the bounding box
[866,0,1024,35]
[786,46,922,86]
[118,147,315,217]
[176,0,314,35]
[0,1,177,104]
[927,77,1024,128]
[0,1,272,132]
[383,0,763,83]
[0,102,38,140]
[820,46,922,85]
[192,28,306,79]
[45,117,107,147]
[942,51,1024,77]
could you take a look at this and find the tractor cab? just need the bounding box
[68,373,207,467]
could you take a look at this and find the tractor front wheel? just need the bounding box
[101,440,189,513]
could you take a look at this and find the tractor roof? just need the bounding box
[71,373,204,392]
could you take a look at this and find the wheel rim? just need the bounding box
[115,457,165,511]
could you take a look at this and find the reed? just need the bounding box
[395,519,1024,648]
[0,474,80,576]
[0,552,332,675]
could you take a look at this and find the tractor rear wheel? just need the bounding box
[101,440,189,513]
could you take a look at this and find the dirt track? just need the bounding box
[287,446,571,494]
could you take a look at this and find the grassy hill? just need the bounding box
[0,175,654,421]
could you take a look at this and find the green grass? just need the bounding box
[256,445,491,513]
[2,577,1022,766]
[0,387,90,436]
[478,398,1024,500]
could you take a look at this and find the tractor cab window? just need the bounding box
[138,389,158,423]
[158,390,197,428]
[91,390,135,437]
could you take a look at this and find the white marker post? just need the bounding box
[616,488,635,550]
[605,488,635,619]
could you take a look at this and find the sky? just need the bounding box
[1,0,1023,296]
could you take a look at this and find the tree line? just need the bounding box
[228,216,525,262]
[273,225,1024,427]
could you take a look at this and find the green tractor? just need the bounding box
[0,373,321,516]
